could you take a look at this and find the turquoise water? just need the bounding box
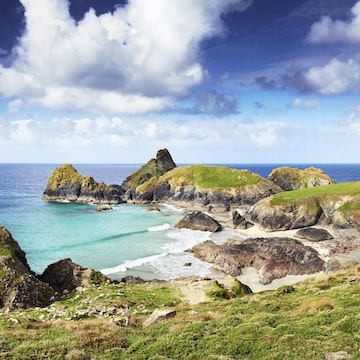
[1,163,360,280]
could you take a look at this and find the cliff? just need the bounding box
[248,182,360,231]
[0,226,54,309]
[43,164,124,204]
[124,163,282,206]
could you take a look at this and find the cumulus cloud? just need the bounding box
[307,1,360,43]
[0,0,252,115]
[304,58,360,95]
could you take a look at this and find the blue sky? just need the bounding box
[0,0,360,163]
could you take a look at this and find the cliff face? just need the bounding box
[43,164,124,204]
[125,162,282,207]
[0,226,54,309]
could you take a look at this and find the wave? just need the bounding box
[148,223,171,232]
[101,252,168,275]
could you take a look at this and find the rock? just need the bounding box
[248,196,323,231]
[325,351,352,360]
[232,209,253,229]
[191,238,324,284]
[120,276,147,284]
[121,149,176,202]
[39,258,108,293]
[43,164,124,204]
[295,227,333,241]
[95,205,113,212]
[0,226,54,309]
[268,166,335,191]
[175,212,222,232]
[142,308,177,328]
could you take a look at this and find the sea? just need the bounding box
[1,163,360,281]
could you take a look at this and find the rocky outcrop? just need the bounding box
[39,258,108,293]
[268,166,335,191]
[295,228,333,242]
[121,149,176,201]
[248,191,360,231]
[248,196,323,231]
[191,238,325,284]
[43,164,123,204]
[232,209,253,229]
[0,226,54,309]
[175,212,222,232]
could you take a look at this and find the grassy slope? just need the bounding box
[271,182,360,205]
[1,267,360,359]
[159,165,262,189]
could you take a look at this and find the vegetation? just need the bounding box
[1,266,360,359]
[159,165,262,190]
[271,182,360,205]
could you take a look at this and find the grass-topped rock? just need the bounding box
[43,164,123,204]
[268,166,335,191]
[248,182,360,230]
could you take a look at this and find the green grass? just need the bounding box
[271,182,360,205]
[160,165,262,190]
[1,267,360,359]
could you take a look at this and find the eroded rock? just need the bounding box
[175,212,222,232]
[295,227,333,242]
[191,237,325,284]
[142,308,177,328]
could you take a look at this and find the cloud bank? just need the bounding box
[0,0,252,115]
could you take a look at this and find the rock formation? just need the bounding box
[248,192,360,231]
[43,164,123,204]
[0,226,54,309]
[295,227,333,242]
[121,149,177,201]
[175,211,222,232]
[39,258,108,293]
[191,238,325,284]
[268,166,335,191]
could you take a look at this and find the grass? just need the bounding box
[1,267,360,359]
[271,182,360,205]
[160,165,262,190]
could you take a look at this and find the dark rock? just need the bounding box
[39,258,103,293]
[232,209,253,229]
[175,212,222,232]
[295,227,333,241]
[191,237,324,284]
[43,164,124,204]
[0,226,54,309]
[120,275,147,284]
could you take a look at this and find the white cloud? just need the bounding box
[307,1,360,43]
[0,0,252,115]
[7,99,23,114]
[292,97,319,108]
[304,58,360,95]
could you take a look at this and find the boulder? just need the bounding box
[268,166,335,191]
[39,258,108,293]
[295,227,333,242]
[191,237,324,284]
[175,212,222,232]
[43,164,124,204]
[0,226,54,309]
[142,308,177,328]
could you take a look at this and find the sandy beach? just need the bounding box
[163,201,360,300]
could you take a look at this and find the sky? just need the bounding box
[0,0,360,164]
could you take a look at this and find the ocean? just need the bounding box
[1,163,360,281]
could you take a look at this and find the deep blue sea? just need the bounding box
[1,163,359,280]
